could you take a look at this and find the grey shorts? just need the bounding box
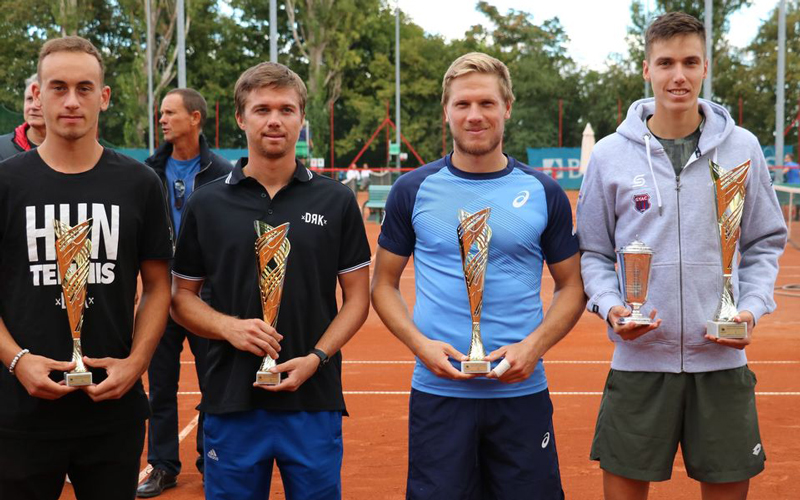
[590,366,765,483]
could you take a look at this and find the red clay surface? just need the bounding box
[60,191,800,499]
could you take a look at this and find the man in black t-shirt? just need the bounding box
[171,62,370,500]
[0,37,173,500]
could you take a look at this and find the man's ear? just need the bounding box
[100,85,111,112]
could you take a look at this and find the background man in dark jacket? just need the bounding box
[0,75,46,161]
[137,88,231,498]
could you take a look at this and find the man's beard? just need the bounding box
[255,142,291,160]
[453,132,502,157]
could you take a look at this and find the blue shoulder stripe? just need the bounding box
[378,158,447,257]
[514,160,579,263]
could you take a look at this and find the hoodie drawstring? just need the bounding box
[643,133,664,216]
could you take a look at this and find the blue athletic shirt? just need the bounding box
[786,161,800,183]
[165,155,202,234]
[378,154,578,399]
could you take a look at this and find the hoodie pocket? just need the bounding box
[681,262,723,345]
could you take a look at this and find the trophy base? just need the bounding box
[255,371,281,385]
[461,360,491,374]
[64,371,92,387]
[707,320,747,339]
[617,316,653,326]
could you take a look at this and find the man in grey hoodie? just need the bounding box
[576,12,787,500]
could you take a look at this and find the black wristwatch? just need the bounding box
[310,348,330,370]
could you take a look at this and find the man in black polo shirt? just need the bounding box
[137,87,232,498]
[171,62,370,500]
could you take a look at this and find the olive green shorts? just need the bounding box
[590,366,765,483]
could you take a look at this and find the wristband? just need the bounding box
[309,348,330,371]
[8,349,30,375]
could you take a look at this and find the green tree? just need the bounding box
[468,2,584,153]
[578,57,643,140]
[715,2,800,146]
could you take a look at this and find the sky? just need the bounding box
[401,0,778,70]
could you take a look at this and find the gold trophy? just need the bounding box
[457,208,492,374]
[254,221,291,385]
[616,239,654,325]
[707,159,750,339]
[54,218,93,387]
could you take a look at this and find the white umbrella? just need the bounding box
[579,123,595,174]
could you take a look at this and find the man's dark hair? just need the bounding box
[166,88,208,128]
[645,12,706,61]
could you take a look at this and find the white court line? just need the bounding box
[175,391,800,396]
[180,360,800,365]
[343,391,800,396]
[138,414,199,484]
[344,360,414,364]
[343,360,800,365]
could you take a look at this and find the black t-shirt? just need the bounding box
[172,159,371,415]
[0,149,173,438]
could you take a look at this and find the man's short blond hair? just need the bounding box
[234,62,307,117]
[441,52,514,106]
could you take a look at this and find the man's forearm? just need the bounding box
[315,294,368,356]
[315,268,370,356]
[129,277,171,370]
[525,282,586,355]
[0,317,23,368]
[371,283,427,354]
[171,288,236,341]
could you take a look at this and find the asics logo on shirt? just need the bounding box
[512,190,530,208]
[301,212,327,226]
[541,432,551,448]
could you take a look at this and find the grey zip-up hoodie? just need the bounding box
[576,98,787,373]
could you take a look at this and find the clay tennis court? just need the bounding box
[59,191,800,500]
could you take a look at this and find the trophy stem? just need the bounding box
[467,322,487,361]
[65,337,92,386]
[259,354,276,373]
[462,322,490,374]
[713,275,738,322]
[72,338,88,373]
[256,354,281,385]
[618,303,653,325]
[707,275,746,339]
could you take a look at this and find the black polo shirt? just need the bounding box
[173,158,370,414]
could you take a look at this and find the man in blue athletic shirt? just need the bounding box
[372,52,585,500]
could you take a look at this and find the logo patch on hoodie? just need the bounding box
[633,193,651,214]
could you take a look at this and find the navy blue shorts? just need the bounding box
[407,388,564,500]
[203,409,343,500]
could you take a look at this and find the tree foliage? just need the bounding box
[0,0,790,160]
